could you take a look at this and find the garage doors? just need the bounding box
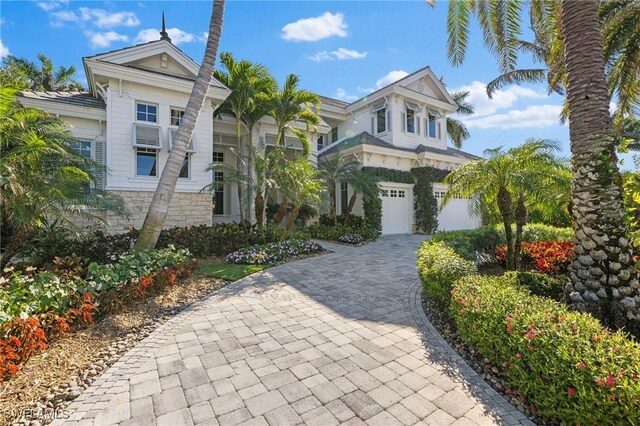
[433,185,481,231]
[380,183,413,234]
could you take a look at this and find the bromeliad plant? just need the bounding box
[226,239,323,265]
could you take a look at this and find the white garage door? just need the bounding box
[434,185,481,231]
[380,183,413,234]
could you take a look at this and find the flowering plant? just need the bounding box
[226,240,323,265]
[338,234,364,245]
[496,240,573,274]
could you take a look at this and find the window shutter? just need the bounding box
[416,117,420,134]
[401,112,406,132]
[93,140,105,189]
[133,124,161,149]
[371,116,374,134]
[437,122,442,140]
[387,110,391,131]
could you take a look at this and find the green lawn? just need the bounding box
[197,263,265,281]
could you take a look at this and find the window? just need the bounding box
[136,102,157,123]
[317,135,325,151]
[170,108,185,126]
[371,101,388,134]
[136,148,158,177]
[70,140,92,158]
[331,127,338,143]
[398,190,405,198]
[428,114,437,138]
[381,189,389,197]
[390,190,398,198]
[340,182,348,214]
[406,108,415,133]
[212,151,225,215]
[376,108,387,134]
[133,124,161,149]
[179,155,190,179]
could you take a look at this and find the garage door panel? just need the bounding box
[380,183,412,234]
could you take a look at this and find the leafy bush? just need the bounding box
[308,224,376,242]
[503,271,567,301]
[433,224,573,261]
[496,241,573,274]
[319,214,366,228]
[416,241,476,305]
[226,240,323,265]
[337,234,364,245]
[450,274,640,425]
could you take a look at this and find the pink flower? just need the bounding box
[567,387,576,396]
[516,353,522,359]
[506,326,513,334]
[606,375,617,388]
[577,362,586,369]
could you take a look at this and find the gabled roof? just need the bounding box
[415,144,480,160]
[18,91,105,109]
[318,95,350,108]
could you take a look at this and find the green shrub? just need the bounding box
[520,223,573,243]
[503,271,567,301]
[416,241,476,305]
[319,214,366,229]
[450,274,640,425]
[308,224,376,242]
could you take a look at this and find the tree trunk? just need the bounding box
[236,121,245,226]
[561,0,638,327]
[0,226,32,269]
[285,206,300,230]
[246,127,254,229]
[275,198,288,226]
[135,0,226,251]
[330,187,337,225]
[254,193,264,229]
[497,186,515,270]
[343,192,358,225]
[514,198,527,271]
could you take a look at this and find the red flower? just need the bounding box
[606,375,617,388]
[567,387,576,396]
[506,326,513,334]
[595,378,606,388]
[577,362,586,369]
[516,352,522,359]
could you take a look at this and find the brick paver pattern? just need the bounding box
[55,235,534,426]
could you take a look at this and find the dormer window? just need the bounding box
[402,102,420,134]
[371,101,389,134]
[136,102,157,123]
[427,109,441,139]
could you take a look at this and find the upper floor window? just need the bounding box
[371,101,388,134]
[317,135,326,151]
[70,140,92,158]
[171,108,184,126]
[406,108,415,133]
[376,108,387,134]
[403,102,420,134]
[331,127,338,142]
[136,102,157,123]
[428,113,437,138]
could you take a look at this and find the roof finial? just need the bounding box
[160,12,171,42]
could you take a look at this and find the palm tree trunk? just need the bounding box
[246,127,254,228]
[497,186,515,270]
[254,193,264,229]
[344,192,357,225]
[285,206,300,230]
[135,0,225,251]
[236,122,245,226]
[330,187,337,225]
[514,198,527,271]
[275,198,288,226]
[561,0,638,327]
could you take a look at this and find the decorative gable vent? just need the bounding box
[132,124,162,149]
[169,128,195,152]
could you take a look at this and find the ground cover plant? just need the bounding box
[197,263,264,281]
[226,240,323,265]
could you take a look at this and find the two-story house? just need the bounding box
[16,30,479,234]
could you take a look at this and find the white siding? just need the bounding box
[105,80,213,193]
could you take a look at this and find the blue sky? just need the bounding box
[2,0,628,166]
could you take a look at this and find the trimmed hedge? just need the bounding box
[451,275,640,425]
[503,271,567,301]
[416,241,476,305]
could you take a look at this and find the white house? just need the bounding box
[17,29,480,234]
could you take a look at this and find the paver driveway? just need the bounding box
[57,235,532,426]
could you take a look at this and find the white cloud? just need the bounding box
[334,88,358,102]
[0,40,10,59]
[50,7,139,29]
[134,27,200,45]
[37,1,68,12]
[281,12,347,42]
[85,30,129,48]
[452,80,544,117]
[463,104,563,129]
[308,47,367,62]
[376,70,408,89]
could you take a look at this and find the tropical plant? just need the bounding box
[0,87,127,268]
[0,54,84,91]
[439,0,638,329]
[262,74,320,155]
[343,168,379,225]
[276,159,323,230]
[318,157,360,225]
[447,90,475,149]
[443,139,567,270]
[213,53,277,223]
[135,0,226,251]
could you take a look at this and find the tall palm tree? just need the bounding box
[135,0,225,251]
[1,54,84,91]
[0,87,127,267]
[318,157,360,225]
[443,139,567,270]
[447,90,474,149]
[440,0,638,326]
[213,53,276,224]
[263,74,320,155]
[343,169,379,225]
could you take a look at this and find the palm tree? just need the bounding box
[1,54,84,91]
[440,0,638,326]
[275,159,322,230]
[318,157,360,225]
[343,169,379,225]
[263,74,320,155]
[443,139,566,270]
[135,0,226,251]
[0,87,127,267]
[213,53,276,224]
[447,90,475,149]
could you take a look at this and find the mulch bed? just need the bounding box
[1,260,228,426]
